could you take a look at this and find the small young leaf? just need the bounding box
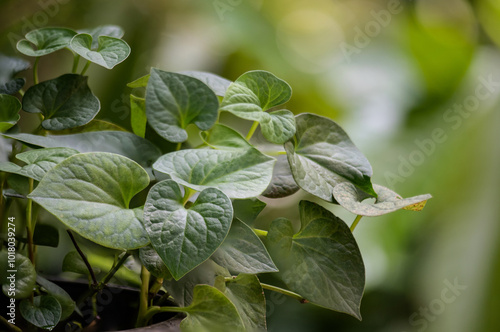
[33,224,59,248]
[36,276,75,320]
[4,132,161,170]
[285,113,376,201]
[70,34,131,69]
[29,152,150,250]
[262,154,299,199]
[220,70,295,144]
[179,71,232,96]
[139,245,172,279]
[130,94,147,138]
[22,74,100,130]
[232,198,266,226]
[266,200,365,320]
[0,94,21,132]
[62,251,101,276]
[0,147,78,181]
[146,69,219,143]
[0,252,36,299]
[78,25,125,49]
[143,180,233,280]
[215,274,267,331]
[153,148,275,199]
[20,295,61,331]
[333,182,432,216]
[163,259,228,307]
[16,27,77,57]
[0,54,30,95]
[212,218,277,274]
[180,285,245,332]
[127,74,149,88]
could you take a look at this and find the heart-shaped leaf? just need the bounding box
[17,27,77,57]
[78,25,125,49]
[29,152,150,250]
[0,94,21,132]
[262,154,299,198]
[139,245,172,279]
[164,259,228,306]
[232,198,266,226]
[285,113,376,201]
[333,182,432,216]
[3,131,161,170]
[0,54,30,95]
[144,180,233,280]
[212,218,277,274]
[20,295,61,331]
[215,274,267,331]
[146,69,219,143]
[267,200,365,320]
[70,34,130,69]
[0,147,78,181]
[153,148,275,199]
[0,252,36,299]
[180,285,245,332]
[201,124,251,151]
[22,74,100,130]
[130,94,147,138]
[220,70,295,144]
[36,276,75,320]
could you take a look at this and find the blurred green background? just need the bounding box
[1,0,499,331]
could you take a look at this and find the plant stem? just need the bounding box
[33,57,40,84]
[182,188,195,206]
[136,266,151,327]
[72,54,80,73]
[101,252,131,285]
[252,228,268,238]
[350,215,363,232]
[246,121,259,141]
[149,277,164,297]
[18,88,25,97]
[26,178,35,266]
[67,230,98,285]
[139,305,186,326]
[80,60,91,75]
[265,151,287,156]
[175,142,182,151]
[260,283,308,303]
[0,315,22,332]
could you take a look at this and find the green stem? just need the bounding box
[72,54,80,73]
[18,88,25,97]
[176,142,182,151]
[265,151,287,156]
[252,228,268,238]
[260,283,308,303]
[33,57,40,84]
[140,305,186,326]
[80,60,91,75]
[245,121,259,141]
[350,215,363,232]
[26,178,34,266]
[136,266,151,327]
[182,188,195,206]
[0,315,22,332]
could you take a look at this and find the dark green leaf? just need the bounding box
[62,251,101,276]
[0,94,21,132]
[130,94,147,138]
[36,276,75,320]
[215,274,267,331]
[0,147,78,181]
[0,252,36,299]
[333,182,432,216]
[262,154,299,198]
[139,245,172,279]
[20,295,61,330]
[78,25,124,49]
[29,152,150,250]
[212,218,277,274]
[146,69,219,143]
[143,180,233,280]
[285,113,376,201]
[163,259,228,307]
[33,224,59,248]
[70,34,130,69]
[232,198,266,226]
[180,285,245,332]
[153,148,275,199]
[22,74,100,130]
[0,54,30,95]
[267,200,365,320]
[16,28,77,57]
[3,131,161,170]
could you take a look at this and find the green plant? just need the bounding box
[0,25,431,331]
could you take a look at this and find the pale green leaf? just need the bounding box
[29,152,150,250]
[20,295,61,331]
[139,245,172,279]
[262,154,299,198]
[200,124,251,151]
[143,180,232,280]
[130,94,147,138]
[145,69,219,143]
[62,251,101,276]
[16,28,77,57]
[70,34,130,69]
[0,54,30,95]
[0,94,21,132]
[179,71,232,96]
[78,25,124,49]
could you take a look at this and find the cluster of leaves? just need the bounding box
[0,25,431,331]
